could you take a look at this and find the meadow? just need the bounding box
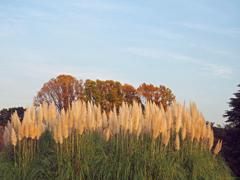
[0,100,234,179]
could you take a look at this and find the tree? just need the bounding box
[33,74,84,111]
[105,80,123,112]
[122,83,141,106]
[0,107,26,126]
[96,79,108,112]
[84,79,98,103]
[224,84,240,128]
[223,84,240,176]
[137,83,175,110]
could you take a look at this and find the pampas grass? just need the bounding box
[0,99,234,179]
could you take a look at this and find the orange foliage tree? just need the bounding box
[122,83,141,106]
[137,83,175,110]
[33,75,84,111]
[105,80,123,112]
[84,79,123,113]
[34,75,175,113]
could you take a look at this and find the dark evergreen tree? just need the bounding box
[0,107,26,126]
[223,84,240,177]
[224,84,240,128]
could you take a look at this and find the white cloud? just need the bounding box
[202,45,235,58]
[203,64,232,78]
[121,47,233,78]
[172,22,240,39]
[70,2,120,11]
[145,27,185,40]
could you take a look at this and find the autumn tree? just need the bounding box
[137,83,175,110]
[105,80,123,112]
[96,80,108,112]
[122,83,141,106]
[84,79,98,103]
[83,79,123,113]
[33,74,84,111]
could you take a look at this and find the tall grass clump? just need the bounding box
[0,100,235,179]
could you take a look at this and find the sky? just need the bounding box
[0,0,240,125]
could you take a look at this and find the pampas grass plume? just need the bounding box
[191,122,195,143]
[209,129,214,151]
[36,124,42,140]
[26,105,31,123]
[195,125,201,142]
[11,128,17,147]
[105,127,110,141]
[181,124,186,141]
[54,126,58,143]
[18,123,23,141]
[167,106,172,130]
[102,111,108,129]
[30,122,36,139]
[175,133,180,151]
[3,127,10,147]
[23,119,30,138]
[42,100,48,125]
[166,130,171,147]
[153,112,160,140]
[214,140,223,156]
[207,122,211,139]
[31,104,36,124]
[175,104,182,134]
[49,102,56,129]
[38,106,43,127]
[186,110,191,135]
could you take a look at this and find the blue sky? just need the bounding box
[0,0,240,125]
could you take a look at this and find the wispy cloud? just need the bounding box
[12,61,115,82]
[70,2,120,11]
[202,45,235,58]
[203,64,232,77]
[121,47,233,78]
[172,22,240,39]
[0,5,56,36]
[145,27,185,40]
[23,9,56,19]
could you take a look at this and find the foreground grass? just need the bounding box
[0,130,234,180]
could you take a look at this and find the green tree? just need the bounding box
[0,107,26,126]
[223,84,240,176]
[224,84,240,128]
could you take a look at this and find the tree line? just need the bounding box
[33,74,175,115]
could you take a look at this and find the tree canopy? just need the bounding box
[137,83,175,111]
[222,84,240,176]
[224,84,240,128]
[33,74,175,114]
[0,107,25,126]
[33,75,84,111]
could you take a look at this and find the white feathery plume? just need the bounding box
[42,100,48,125]
[11,128,17,147]
[31,104,36,124]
